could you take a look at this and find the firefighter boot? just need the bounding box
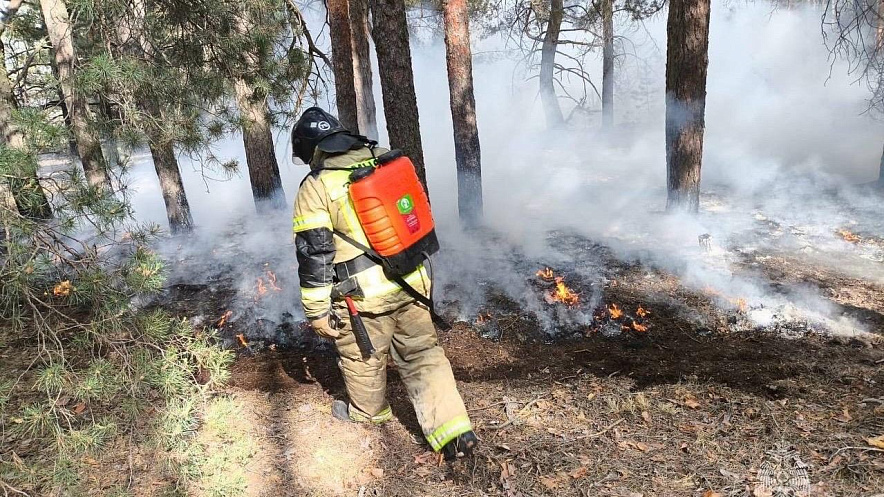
[331,399,393,424]
[441,431,479,460]
[331,399,353,422]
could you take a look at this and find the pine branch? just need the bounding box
[284,0,331,67]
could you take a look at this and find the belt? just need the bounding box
[334,253,377,282]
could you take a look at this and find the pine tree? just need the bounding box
[665,0,711,213]
[370,0,428,187]
[601,0,614,128]
[328,0,360,132]
[0,38,51,219]
[349,0,379,140]
[226,2,294,211]
[442,0,483,224]
[144,104,194,233]
[39,0,112,192]
[540,0,565,128]
[121,0,194,233]
[234,77,287,211]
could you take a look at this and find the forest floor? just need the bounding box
[150,226,884,496]
[4,219,884,496]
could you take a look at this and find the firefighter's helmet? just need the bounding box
[291,107,363,163]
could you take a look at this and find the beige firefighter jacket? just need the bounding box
[293,146,430,319]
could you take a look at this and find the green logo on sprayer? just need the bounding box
[397,194,414,214]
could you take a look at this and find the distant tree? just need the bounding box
[443,0,483,223]
[328,0,360,132]
[350,0,379,139]
[370,0,428,187]
[823,0,884,185]
[38,0,111,191]
[665,0,711,213]
[496,0,661,128]
[602,0,614,128]
[540,0,565,127]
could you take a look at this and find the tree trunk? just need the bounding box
[665,0,711,213]
[126,0,193,233]
[328,0,359,132]
[234,79,287,211]
[442,0,483,225]
[0,40,52,219]
[39,0,112,191]
[349,0,379,140]
[540,0,565,128]
[369,0,427,188]
[148,136,193,234]
[878,140,884,186]
[601,0,614,129]
[877,0,884,49]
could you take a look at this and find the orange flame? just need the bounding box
[632,321,648,332]
[608,304,623,320]
[266,270,281,291]
[256,277,268,297]
[216,310,233,328]
[837,229,861,244]
[53,280,74,297]
[235,333,249,348]
[732,298,748,313]
[552,277,580,306]
[536,267,555,281]
[476,313,491,325]
[636,306,650,318]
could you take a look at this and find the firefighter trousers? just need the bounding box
[332,301,473,451]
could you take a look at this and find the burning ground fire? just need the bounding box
[536,268,580,307]
[255,269,282,300]
[216,310,233,328]
[534,267,650,333]
[602,304,650,333]
[836,229,861,244]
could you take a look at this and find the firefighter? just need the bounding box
[290,107,478,459]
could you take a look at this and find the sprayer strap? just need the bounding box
[332,229,449,329]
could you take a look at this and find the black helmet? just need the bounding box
[291,107,363,163]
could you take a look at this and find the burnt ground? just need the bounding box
[139,231,884,497]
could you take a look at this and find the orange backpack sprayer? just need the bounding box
[322,146,448,335]
[347,150,439,276]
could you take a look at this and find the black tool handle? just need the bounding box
[345,296,376,359]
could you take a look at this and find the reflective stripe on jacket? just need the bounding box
[293,146,429,318]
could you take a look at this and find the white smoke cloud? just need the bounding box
[121,2,884,341]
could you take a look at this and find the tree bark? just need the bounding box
[601,0,614,129]
[877,0,884,49]
[540,0,565,128]
[328,0,359,132]
[442,0,483,225]
[148,135,193,234]
[234,79,287,211]
[0,39,52,219]
[665,0,711,213]
[39,0,112,191]
[369,0,427,188]
[349,0,379,140]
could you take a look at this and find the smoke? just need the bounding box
[124,2,884,342]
